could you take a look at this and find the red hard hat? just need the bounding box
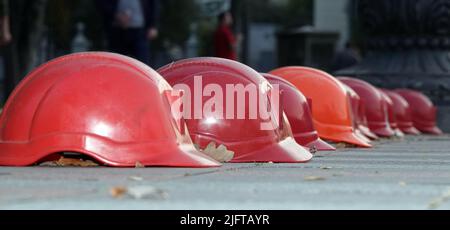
[270,67,372,148]
[158,58,313,163]
[379,90,405,137]
[262,73,336,151]
[381,90,421,135]
[0,52,221,167]
[341,83,379,141]
[394,89,443,135]
[338,77,396,137]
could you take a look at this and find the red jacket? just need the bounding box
[214,25,237,60]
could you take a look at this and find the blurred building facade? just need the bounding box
[336,0,450,132]
[314,0,350,50]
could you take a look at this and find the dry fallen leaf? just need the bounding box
[304,176,327,181]
[55,157,99,167]
[129,176,144,181]
[334,143,357,149]
[40,156,99,167]
[204,142,216,151]
[135,162,145,168]
[110,186,127,198]
[39,161,59,167]
[127,186,169,200]
[201,142,235,163]
[110,186,169,200]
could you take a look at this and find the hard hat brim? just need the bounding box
[358,125,379,140]
[400,126,422,135]
[419,126,444,135]
[230,137,313,163]
[355,129,373,144]
[322,131,373,148]
[304,138,336,151]
[371,127,396,137]
[0,134,222,168]
[394,129,405,137]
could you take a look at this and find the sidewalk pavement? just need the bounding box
[0,135,449,210]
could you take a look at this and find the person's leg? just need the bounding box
[129,28,150,65]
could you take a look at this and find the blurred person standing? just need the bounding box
[0,0,10,103]
[96,0,159,65]
[214,11,237,60]
[0,0,12,46]
[0,0,48,102]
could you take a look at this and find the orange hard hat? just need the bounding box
[0,52,221,168]
[158,58,313,163]
[270,67,372,148]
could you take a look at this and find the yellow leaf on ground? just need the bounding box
[110,186,127,198]
[110,186,169,200]
[304,176,327,181]
[335,143,359,149]
[135,162,145,168]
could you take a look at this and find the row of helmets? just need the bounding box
[268,67,443,148]
[0,52,443,167]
